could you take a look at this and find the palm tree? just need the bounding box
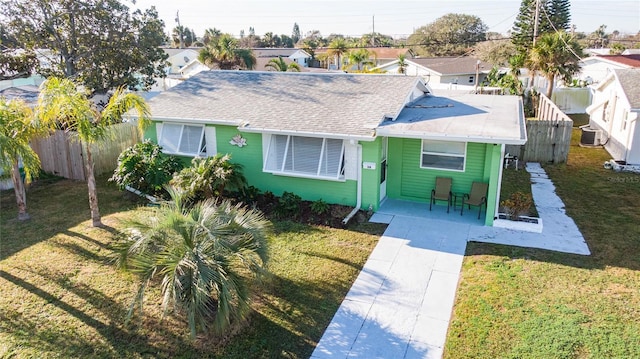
[527,32,582,98]
[343,48,375,72]
[0,98,48,220]
[170,154,248,200]
[397,53,408,75]
[198,34,256,70]
[202,27,222,45]
[264,56,301,72]
[327,38,349,69]
[37,77,150,227]
[117,188,270,338]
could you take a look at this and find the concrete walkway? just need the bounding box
[469,162,590,255]
[311,163,589,359]
[311,215,468,359]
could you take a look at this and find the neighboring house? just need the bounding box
[365,47,415,66]
[585,68,640,165]
[622,49,640,55]
[374,57,492,90]
[578,54,640,84]
[137,71,526,225]
[319,47,414,71]
[163,48,201,75]
[252,48,312,67]
[179,59,209,78]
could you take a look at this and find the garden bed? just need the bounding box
[493,214,543,233]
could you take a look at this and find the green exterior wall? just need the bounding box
[386,137,502,225]
[146,121,505,224]
[146,122,358,207]
[360,138,382,211]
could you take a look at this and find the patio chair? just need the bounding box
[461,182,488,219]
[430,177,452,213]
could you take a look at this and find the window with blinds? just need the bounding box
[264,134,345,180]
[158,123,207,156]
[421,139,466,171]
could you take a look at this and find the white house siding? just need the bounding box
[588,75,640,164]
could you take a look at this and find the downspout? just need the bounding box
[342,144,363,225]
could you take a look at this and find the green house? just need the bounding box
[140,71,526,225]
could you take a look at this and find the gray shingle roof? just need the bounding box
[409,57,493,75]
[147,70,423,138]
[615,68,640,109]
[377,91,526,145]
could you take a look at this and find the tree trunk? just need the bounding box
[546,74,555,98]
[85,145,102,227]
[11,161,30,221]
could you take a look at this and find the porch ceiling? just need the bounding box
[376,90,527,145]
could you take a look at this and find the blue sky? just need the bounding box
[132,0,639,38]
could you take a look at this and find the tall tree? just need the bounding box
[408,13,488,56]
[37,77,151,227]
[264,56,301,72]
[117,188,270,338]
[199,34,256,70]
[547,0,571,31]
[292,23,301,44]
[527,31,582,98]
[327,38,349,69]
[512,0,570,52]
[344,48,375,72]
[397,54,408,74]
[0,99,49,220]
[172,26,197,47]
[1,0,168,94]
[473,39,517,66]
[202,28,222,46]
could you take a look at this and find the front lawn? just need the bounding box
[445,129,640,358]
[0,176,384,358]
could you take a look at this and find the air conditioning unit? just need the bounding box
[580,125,603,146]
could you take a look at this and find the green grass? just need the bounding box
[445,129,640,358]
[0,175,384,358]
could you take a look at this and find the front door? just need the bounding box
[380,137,388,200]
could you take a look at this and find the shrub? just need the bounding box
[170,154,247,200]
[500,191,533,220]
[310,199,330,216]
[274,191,302,219]
[110,140,183,198]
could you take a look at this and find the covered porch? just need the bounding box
[370,198,488,226]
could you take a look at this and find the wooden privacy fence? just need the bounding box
[31,123,140,181]
[506,93,573,164]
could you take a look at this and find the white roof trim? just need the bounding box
[239,126,376,141]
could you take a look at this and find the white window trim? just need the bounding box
[157,122,208,157]
[263,134,346,182]
[420,140,467,172]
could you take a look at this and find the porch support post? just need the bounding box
[484,143,504,226]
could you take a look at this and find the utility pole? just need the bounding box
[175,10,184,49]
[372,15,375,47]
[533,0,540,46]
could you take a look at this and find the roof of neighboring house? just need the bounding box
[408,57,493,75]
[0,85,40,105]
[594,54,640,68]
[145,70,425,139]
[252,48,310,58]
[162,48,202,57]
[363,47,413,59]
[615,68,640,109]
[377,90,526,145]
[622,49,640,55]
[254,58,334,73]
